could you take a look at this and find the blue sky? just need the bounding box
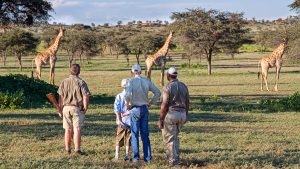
[49,0,296,25]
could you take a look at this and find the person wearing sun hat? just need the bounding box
[158,66,190,166]
[124,64,161,163]
[114,78,131,160]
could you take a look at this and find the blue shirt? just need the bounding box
[114,90,130,126]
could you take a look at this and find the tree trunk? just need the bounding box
[1,51,7,66]
[125,54,129,66]
[135,54,140,64]
[206,49,212,75]
[109,47,113,56]
[16,53,22,71]
[231,53,235,60]
[188,57,191,68]
[143,51,147,60]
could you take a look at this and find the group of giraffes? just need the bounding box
[34,27,173,86]
[34,26,288,91]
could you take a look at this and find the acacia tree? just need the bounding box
[0,0,53,27]
[62,29,99,67]
[171,8,248,75]
[6,29,38,70]
[0,33,10,65]
[289,0,300,11]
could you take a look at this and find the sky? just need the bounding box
[48,0,296,25]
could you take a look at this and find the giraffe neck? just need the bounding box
[48,31,63,54]
[151,32,173,60]
[271,43,285,59]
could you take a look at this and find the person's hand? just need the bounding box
[83,107,88,114]
[157,120,164,129]
[117,119,124,126]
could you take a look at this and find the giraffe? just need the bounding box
[145,31,173,86]
[34,27,64,84]
[258,37,288,91]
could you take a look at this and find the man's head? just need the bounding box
[167,67,178,81]
[70,64,80,76]
[131,64,142,75]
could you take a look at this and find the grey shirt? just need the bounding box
[125,75,161,106]
[162,79,189,112]
[57,75,91,106]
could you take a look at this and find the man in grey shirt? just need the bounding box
[125,64,161,162]
[158,67,189,166]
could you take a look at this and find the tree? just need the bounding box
[171,8,248,75]
[61,29,99,67]
[289,0,300,11]
[6,29,38,70]
[39,26,59,46]
[0,0,53,27]
[117,20,122,26]
[0,33,10,65]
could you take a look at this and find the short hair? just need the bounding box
[70,64,80,75]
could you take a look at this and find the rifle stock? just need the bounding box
[46,93,62,115]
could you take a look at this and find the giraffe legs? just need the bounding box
[261,64,270,91]
[49,60,56,84]
[274,66,281,92]
[147,68,152,81]
[36,65,42,80]
[160,62,166,86]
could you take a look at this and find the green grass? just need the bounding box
[0,52,300,168]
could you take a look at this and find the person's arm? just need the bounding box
[185,85,190,115]
[83,95,89,113]
[114,96,124,126]
[124,81,133,109]
[81,80,91,113]
[149,81,161,105]
[58,95,64,118]
[158,102,168,129]
[157,88,169,129]
[57,82,64,118]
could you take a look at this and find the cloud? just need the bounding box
[91,1,136,7]
[50,0,82,8]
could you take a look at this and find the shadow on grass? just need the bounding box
[89,94,115,107]
[187,112,258,123]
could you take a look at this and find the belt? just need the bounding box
[131,105,147,109]
[64,104,82,108]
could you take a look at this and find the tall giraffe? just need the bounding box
[34,27,64,84]
[258,37,288,91]
[145,31,173,86]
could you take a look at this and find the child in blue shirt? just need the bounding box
[114,79,131,160]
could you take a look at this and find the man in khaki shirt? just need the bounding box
[58,64,91,155]
[158,67,189,166]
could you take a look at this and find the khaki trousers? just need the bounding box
[161,111,186,165]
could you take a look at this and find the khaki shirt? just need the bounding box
[125,75,161,106]
[57,75,91,106]
[162,79,189,112]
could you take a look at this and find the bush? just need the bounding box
[259,92,300,112]
[0,90,25,109]
[0,74,58,108]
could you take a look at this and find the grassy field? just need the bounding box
[0,52,300,168]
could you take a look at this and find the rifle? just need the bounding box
[46,93,63,117]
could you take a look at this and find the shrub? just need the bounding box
[0,74,58,108]
[259,92,300,112]
[0,90,25,109]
